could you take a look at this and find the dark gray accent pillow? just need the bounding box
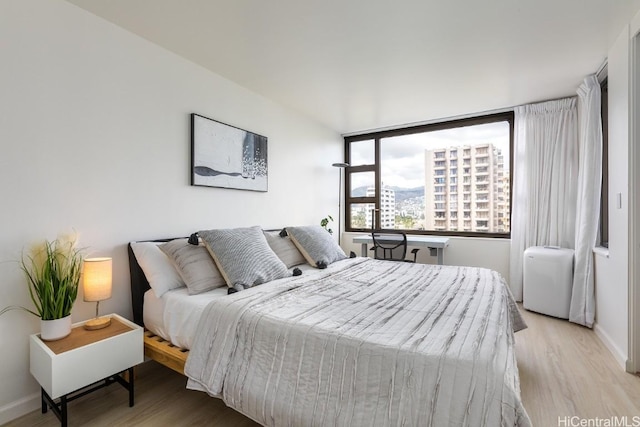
[159,239,226,295]
[286,225,347,268]
[263,230,306,268]
[199,226,290,291]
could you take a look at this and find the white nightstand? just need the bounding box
[29,314,143,427]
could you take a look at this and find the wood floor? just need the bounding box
[515,307,640,425]
[5,306,639,426]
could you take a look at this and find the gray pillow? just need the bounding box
[286,225,347,268]
[199,226,290,291]
[263,230,306,268]
[159,239,226,295]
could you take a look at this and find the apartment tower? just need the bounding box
[424,144,508,233]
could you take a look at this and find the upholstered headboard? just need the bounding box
[127,238,180,327]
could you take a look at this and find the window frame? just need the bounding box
[344,111,514,238]
[599,78,609,248]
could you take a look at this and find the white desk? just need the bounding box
[353,235,450,265]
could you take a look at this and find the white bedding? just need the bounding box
[143,287,228,349]
[185,258,530,426]
[143,263,320,349]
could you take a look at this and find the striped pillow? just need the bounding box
[159,239,226,295]
[263,230,306,268]
[199,226,290,291]
[286,225,347,268]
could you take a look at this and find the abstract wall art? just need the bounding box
[191,113,268,192]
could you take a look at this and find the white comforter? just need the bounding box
[185,258,530,426]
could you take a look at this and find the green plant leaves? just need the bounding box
[16,238,83,320]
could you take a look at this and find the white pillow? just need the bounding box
[130,241,185,298]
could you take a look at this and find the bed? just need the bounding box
[128,227,530,426]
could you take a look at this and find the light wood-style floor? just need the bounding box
[516,307,640,425]
[5,307,640,426]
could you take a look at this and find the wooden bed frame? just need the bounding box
[127,239,189,375]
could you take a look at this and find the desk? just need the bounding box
[353,235,450,265]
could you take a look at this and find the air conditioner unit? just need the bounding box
[523,246,574,319]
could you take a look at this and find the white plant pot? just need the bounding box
[40,315,72,341]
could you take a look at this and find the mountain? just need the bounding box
[351,186,425,202]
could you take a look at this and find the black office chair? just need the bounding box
[370,230,420,263]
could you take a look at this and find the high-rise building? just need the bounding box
[364,186,396,229]
[424,144,508,233]
[349,186,396,229]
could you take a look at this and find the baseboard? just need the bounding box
[0,392,40,425]
[594,322,627,369]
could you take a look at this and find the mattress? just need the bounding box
[143,287,229,349]
[143,263,319,349]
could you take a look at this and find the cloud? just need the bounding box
[350,121,511,188]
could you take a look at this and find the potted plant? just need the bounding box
[320,215,334,234]
[0,233,83,340]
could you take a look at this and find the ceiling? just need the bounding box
[66,0,640,134]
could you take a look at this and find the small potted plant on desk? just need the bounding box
[1,233,83,340]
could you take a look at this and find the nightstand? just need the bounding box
[30,314,143,427]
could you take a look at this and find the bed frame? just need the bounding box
[127,239,190,375]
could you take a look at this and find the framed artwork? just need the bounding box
[191,113,268,192]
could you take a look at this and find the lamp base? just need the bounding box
[83,316,111,330]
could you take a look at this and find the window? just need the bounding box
[345,112,513,237]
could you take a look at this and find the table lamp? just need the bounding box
[83,257,112,330]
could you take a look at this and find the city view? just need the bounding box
[348,121,511,234]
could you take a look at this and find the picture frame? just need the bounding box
[191,113,268,192]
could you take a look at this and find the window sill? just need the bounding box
[593,246,610,259]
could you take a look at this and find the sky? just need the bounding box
[350,121,510,190]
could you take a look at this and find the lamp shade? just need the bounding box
[83,257,112,302]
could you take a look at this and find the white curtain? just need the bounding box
[509,98,578,301]
[570,75,602,327]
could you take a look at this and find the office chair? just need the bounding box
[370,230,420,262]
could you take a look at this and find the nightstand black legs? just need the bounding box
[41,389,67,426]
[40,367,135,427]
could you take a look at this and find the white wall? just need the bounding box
[0,0,341,422]
[593,23,630,368]
[342,232,511,281]
[629,11,640,375]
